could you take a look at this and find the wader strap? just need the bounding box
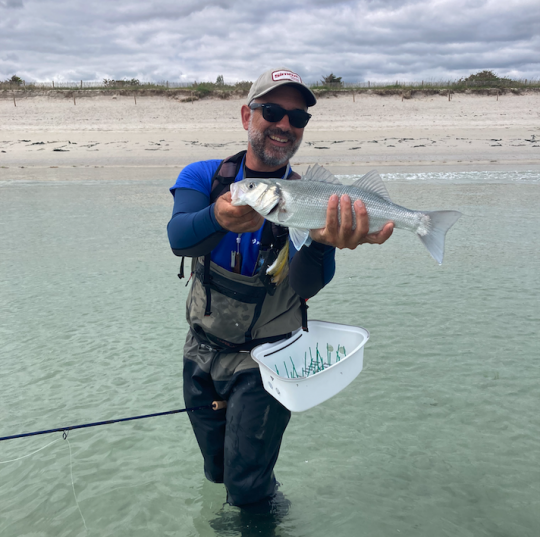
[209,151,297,204]
[192,324,293,353]
[210,150,247,203]
[203,254,212,316]
[300,298,308,332]
[177,256,185,279]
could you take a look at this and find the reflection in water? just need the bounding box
[208,505,293,537]
[194,477,294,537]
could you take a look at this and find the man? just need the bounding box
[167,68,393,512]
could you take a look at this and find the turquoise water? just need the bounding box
[0,169,539,536]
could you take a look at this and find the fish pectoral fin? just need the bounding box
[277,208,292,223]
[289,228,311,250]
[351,170,392,201]
[303,164,342,184]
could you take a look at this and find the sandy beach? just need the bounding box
[1,92,540,176]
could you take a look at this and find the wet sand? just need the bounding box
[1,92,540,175]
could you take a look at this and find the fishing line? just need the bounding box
[0,437,61,464]
[0,401,227,532]
[65,433,88,532]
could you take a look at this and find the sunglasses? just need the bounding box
[249,103,312,129]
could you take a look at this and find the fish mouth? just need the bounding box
[230,183,242,205]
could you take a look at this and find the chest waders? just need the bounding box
[178,152,307,508]
[178,150,308,352]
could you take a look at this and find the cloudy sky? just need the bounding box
[1,0,538,84]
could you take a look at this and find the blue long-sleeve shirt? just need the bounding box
[168,159,336,299]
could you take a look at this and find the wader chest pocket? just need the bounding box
[187,263,267,346]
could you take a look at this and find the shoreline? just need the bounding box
[3,163,539,184]
[2,87,539,101]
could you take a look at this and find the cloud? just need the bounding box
[0,0,538,82]
[0,0,24,7]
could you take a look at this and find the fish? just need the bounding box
[230,164,461,265]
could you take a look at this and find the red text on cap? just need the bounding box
[272,70,302,83]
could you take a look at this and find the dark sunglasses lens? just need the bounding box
[288,110,311,128]
[261,104,310,128]
[261,104,286,123]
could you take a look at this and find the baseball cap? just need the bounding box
[247,68,317,107]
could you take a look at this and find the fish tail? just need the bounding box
[417,210,462,265]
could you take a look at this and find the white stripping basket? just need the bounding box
[251,320,369,412]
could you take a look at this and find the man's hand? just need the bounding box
[214,192,265,233]
[310,194,394,249]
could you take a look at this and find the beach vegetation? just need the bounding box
[2,75,23,86]
[320,73,343,88]
[2,73,538,95]
[102,78,141,87]
[233,80,252,91]
[457,70,513,88]
[192,82,214,96]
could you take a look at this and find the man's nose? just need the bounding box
[274,112,291,130]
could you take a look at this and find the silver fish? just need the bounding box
[230,164,461,264]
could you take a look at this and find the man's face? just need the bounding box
[243,86,308,170]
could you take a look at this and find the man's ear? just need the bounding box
[241,104,251,131]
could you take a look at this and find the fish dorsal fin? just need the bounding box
[352,170,391,201]
[303,164,342,184]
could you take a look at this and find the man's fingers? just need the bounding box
[242,212,264,231]
[379,222,394,242]
[215,191,263,232]
[361,222,394,244]
[352,199,369,240]
[325,194,339,232]
[340,195,353,233]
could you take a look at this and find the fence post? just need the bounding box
[166,81,169,88]
[134,93,137,105]
[74,94,76,105]
[80,80,82,89]
[353,90,355,102]
[368,81,370,88]
[13,94,16,107]
[52,81,54,89]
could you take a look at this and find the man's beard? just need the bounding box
[248,119,302,168]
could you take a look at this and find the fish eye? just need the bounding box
[248,183,255,189]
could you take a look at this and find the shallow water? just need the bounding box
[0,169,539,537]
